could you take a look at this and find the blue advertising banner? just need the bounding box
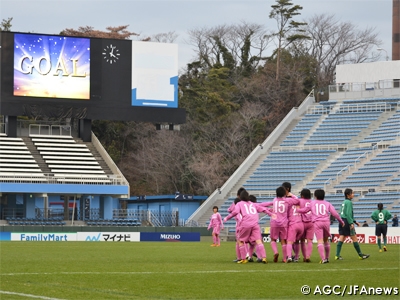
[0,232,11,241]
[140,232,200,242]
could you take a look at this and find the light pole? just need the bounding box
[377,48,389,61]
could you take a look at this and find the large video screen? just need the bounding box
[1,31,185,124]
[13,33,90,99]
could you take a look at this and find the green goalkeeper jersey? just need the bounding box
[371,209,392,225]
[340,199,354,224]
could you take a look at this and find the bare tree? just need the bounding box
[151,31,178,43]
[186,22,270,73]
[303,13,381,95]
[60,25,149,40]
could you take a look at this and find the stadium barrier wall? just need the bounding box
[260,226,400,244]
[0,231,200,242]
[1,227,399,243]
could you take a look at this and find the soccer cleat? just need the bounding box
[335,256,343,260]
[262,258,268,264]
[379,249,383,253]
[210,244,216,247]
[233,258,240,262]
[383,246,387,252]
[247,257,254,262]
[256,258,263,263]
[237,259,248,264]
[305,258,311,263]
[286,257,292,263]
[359,254,370,260]
[293,258,299,263]
[273,253,279,263]
[320,259,329,264]
[215,244,220,247]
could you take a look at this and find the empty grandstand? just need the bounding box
[188,75,400,233]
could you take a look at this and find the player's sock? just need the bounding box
[271,241,278,254]
[307,241,313,258]
[353,241,362,256]
[294,242,300,259]
[256,243,266,259]
[377,238,381,249]
[244,242,250,258]
[317,243,325,260]
[216,236,220,245]
[324,241,330,260]
[301,241,307,259]
[236,243,241,259]
[239,244,247,260]
[336,241,343,257]
[286,243,293,260]
[248,243,255,258]
[282,244,287,259]
[383,236,387,246]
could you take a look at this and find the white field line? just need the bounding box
[0,290,65,300]
[1,267,398,276]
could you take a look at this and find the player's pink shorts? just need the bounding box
[238,225,262,244]
[302,222,314,240]
[270,226,287,240]
[313,221,330,240]
[212,226,222,235]
[287,222,304,242]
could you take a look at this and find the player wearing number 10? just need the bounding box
[298,189,344,264]
[223,190,276,264]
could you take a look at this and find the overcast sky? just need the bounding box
[1,0,394,70]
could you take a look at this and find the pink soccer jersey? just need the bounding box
[268,197,300,227]
[207,212,224,233]
[287,202,304,242]
[297,200,344,225]
[298,198,313,223]
[225,201,275,227]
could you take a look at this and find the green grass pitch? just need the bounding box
[0,241,399,299]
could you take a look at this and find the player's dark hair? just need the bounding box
[344,188,353,199]
[377,203,383,211]
[276,186,286,198]
[314,189,325,200]
[249,195,257,203]
[213,206,218,211]
[300,188,311,199]
[240,190,249,201]
[237,187,246,197]
[234,197,241,204]
[282,182,291,192]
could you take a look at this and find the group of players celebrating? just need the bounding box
[208,183,375,264]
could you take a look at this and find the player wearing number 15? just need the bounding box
[223,190,276,264]
[371,203,392,252]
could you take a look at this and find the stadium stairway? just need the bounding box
[22,137,51,174]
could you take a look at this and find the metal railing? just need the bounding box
[29,124,72,136]
[0,173,128,185]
